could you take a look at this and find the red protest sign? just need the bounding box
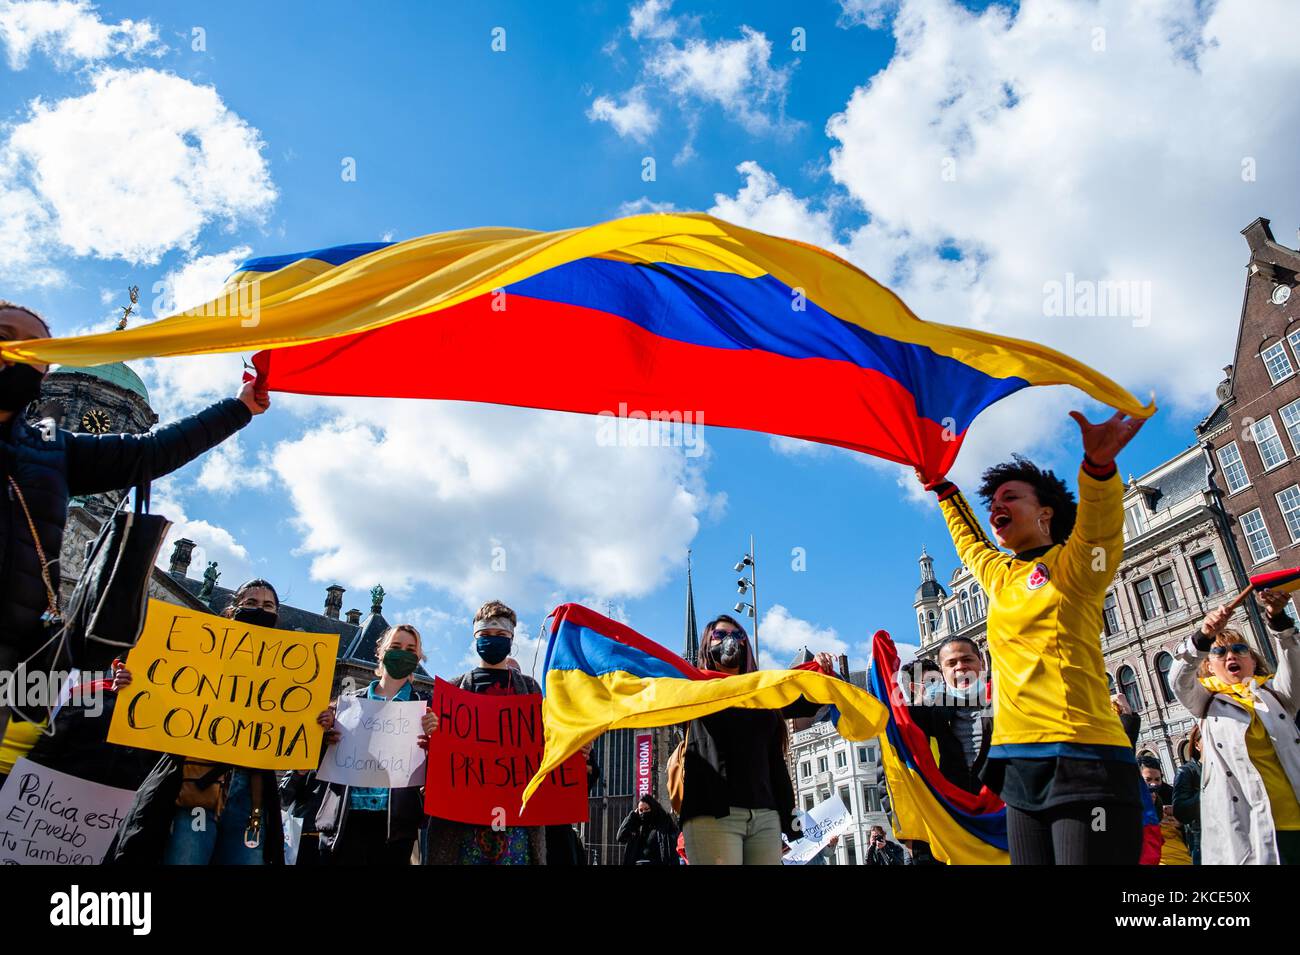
[425,677,588,826]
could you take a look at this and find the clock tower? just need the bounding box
[29,362,159,521]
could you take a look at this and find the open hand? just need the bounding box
[1069,410,1146,467]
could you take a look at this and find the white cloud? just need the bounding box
[628,0,679,40]
[703,0,1300,490]
[757,603,877,673]
[1,68,275,276]
[709,160,837,248]
[195,434,272,496]
[823,0,1300,412]
[151,476,255,585]
[646,26,798,135]
[616,196,678,216]
[836,0,898,30]
[587,85,659,141]
[268,398,721,619]
[0,0,163,69]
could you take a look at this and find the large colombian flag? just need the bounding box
[520,602,889,807]
[867,630,1009,865]
[0,214,1154,481]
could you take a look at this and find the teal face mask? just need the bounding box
[382,648,420,679]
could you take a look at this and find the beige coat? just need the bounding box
[1171,627,1300,864]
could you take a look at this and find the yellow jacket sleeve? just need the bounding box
[934,484,1014,595]
[1055,462,1124,598]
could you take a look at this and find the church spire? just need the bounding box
[684,549,699,666]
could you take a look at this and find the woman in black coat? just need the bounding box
[678,615,837,865]
[617,795,680,865]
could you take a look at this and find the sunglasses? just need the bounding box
[712,628,746,640]
[1209,643,1250,657]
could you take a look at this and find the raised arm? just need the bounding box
[1055,410,1144,598]
[929,482,1012,594]
[65,391,258,497]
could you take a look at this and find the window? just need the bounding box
[1134,577,1159,620]
[1278,485,1300,543]
[866,785,881,813]
[1192,551,1224,597]
[835,750,847,769]
[866,743,876,762]
[800,761,811,779]
[804,794,815,812]
[1262,340,1294,384]
[927,610,938,635]
[1155,567,1181,611]
[817,756,828,774]
[972,584,983,617]
[1280,397,1300,455]
[1106,671,1116,694]
[1154,652,1175,703]
[839,785,852,810]
[1102,591,1120,636]
[1241,508,1277,563]
[917,613,925,640]
[1289,328,1300,368]
[1217,442,1250,493]
[857,747,869,764]
[959,590,970,626]
[1251,416,1289,470]
[1124,503,1148,539]
[946,607,959,633]
[844,835,858,866]
[1118,665,1144,711]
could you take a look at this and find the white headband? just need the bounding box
[474,617,514,636]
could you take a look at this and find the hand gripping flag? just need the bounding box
[866,630,1009,864]
[0,214,1154,482]
[520,603,889,808]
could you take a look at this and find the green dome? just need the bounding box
[50,362,149,400]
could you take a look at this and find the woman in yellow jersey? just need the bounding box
[920,409,1147,864]
[1173,590,1300,864]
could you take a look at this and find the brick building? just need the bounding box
[1195,217,1300,658]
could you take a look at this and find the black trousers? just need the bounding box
[1005,801,1143,865]
[325,810,416,866]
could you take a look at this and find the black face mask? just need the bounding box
[715,634,746,668]
[233,606,278,629]
[0,364,45,413]
[476,634,512,665]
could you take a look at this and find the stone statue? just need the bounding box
[199,561,220,599]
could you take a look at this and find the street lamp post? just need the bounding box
[733,534,759,662]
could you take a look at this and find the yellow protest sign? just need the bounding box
[108,600,338,770]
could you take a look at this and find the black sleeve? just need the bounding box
[907,702,939,736]
[615,812,638,843]
[1171,765,1199,826]
[1120,712,1141,748]
[65,397,252,496]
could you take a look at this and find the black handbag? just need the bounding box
[58,481,172,671]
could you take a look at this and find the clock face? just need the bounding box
[1273,284,1292,306]
[81,409,112,434]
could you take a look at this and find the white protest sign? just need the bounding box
[316,695,427,788]
[782,795,853,865]
[282,810,304,865]
[0,758,135,865]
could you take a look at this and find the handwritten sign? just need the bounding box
[317,695,427,788]
[782,795,852,865]
[635,732,653,800]
[108,599,338,770]
[425,677,588,826]
[0,759,135,865]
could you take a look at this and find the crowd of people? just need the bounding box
[2,299,1298,865]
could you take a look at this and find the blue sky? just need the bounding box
[3,0,1297,678]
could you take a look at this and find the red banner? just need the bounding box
[635,732,653,800]
[424,677,588,826]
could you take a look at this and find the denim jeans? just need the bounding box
[163,768,264,865]
[683,807,782,865]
